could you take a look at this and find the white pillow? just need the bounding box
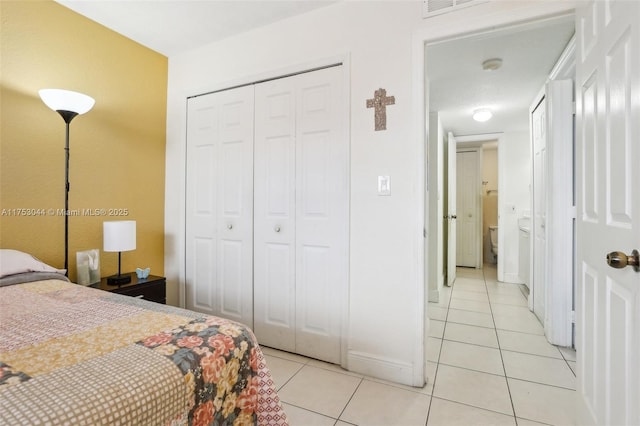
[0,249,66,278]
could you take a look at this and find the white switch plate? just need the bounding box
[378,175,391,196]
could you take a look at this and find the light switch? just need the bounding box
[378,175,391,196]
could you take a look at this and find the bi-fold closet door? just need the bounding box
[253,67,347,364]
[185,66,347,365]
[185,86,255,325]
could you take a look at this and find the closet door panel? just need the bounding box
[193,237,215,312]
[217,91,254,326]
[186,97,219,314]
[295,66,346,364]
[254,80,296,351]
[186,87,254,326]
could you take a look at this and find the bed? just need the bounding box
[0,250,288,425]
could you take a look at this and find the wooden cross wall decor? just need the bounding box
[366,88,395,131]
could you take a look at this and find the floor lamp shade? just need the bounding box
[103,221,136,285]
[39,89,95,118]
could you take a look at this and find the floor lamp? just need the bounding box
[39,89,95,275]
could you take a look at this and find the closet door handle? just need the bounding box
[274,226,281,233]
[227,224,233,230]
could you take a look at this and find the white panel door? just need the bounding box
[575,1,640,425]
[447,132,457,285]
[456,150,480,268]
[254,77,297,352]
[531,98,547,322]
[294,67,347,364]
[185,86,254,327]
[254,66,346,364]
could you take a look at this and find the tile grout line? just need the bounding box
[429,395,523,421]
[484,272,579,392]
[424,277,456,425]
[482,267,519,424]
[334,377,364,425]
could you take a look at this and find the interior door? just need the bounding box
[575,1,640,424]
[447,132,457,285]
[531,97,547,322]
[456,149,480,268]
[185,86,254,326]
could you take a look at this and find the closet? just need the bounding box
[185,66,348,364]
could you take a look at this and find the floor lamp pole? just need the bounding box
[59,111,77,276]
[64,120,70,275]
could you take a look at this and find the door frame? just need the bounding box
[456,140,488,269]
[415,0,578,386]
[449,133,504,275]
[529,74,575,347]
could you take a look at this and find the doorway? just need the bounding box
[425,15,574,284]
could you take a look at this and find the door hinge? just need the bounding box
[571,310,576,323]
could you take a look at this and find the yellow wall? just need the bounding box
[0,1,167,285]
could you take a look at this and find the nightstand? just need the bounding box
[92,273,166,304]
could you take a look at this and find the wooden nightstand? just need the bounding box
[92,273,166,304]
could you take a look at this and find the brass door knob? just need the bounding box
[606,250,639,272]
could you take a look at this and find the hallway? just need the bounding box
[262,265,576,425]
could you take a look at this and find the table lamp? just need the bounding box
[103,220,136,285]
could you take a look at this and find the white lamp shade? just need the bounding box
[103,221,136,252]
[39,89,95,115]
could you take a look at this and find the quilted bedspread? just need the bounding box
[0,278,288,425]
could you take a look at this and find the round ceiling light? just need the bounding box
[482,58,503,71]
[473,108,492,122]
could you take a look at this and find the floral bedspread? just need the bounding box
[0,278,288,425]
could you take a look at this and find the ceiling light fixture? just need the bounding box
[473,108,493,122]
[482,58,503,71]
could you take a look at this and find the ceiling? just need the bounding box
[55,0,337,57]
[427,15,575,137]
[54,1,574,138]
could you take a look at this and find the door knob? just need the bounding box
[274,226,281,233]
[606,250,639,272]
[227,224,233,230]
[452,215,457,219]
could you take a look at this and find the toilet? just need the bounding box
[489,226,498,259]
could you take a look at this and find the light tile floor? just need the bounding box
[262,265,576,425]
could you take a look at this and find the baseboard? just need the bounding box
[503,272,522,284]
[428,288,440,303]
[347,351,417,386]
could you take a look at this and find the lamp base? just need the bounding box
[107,273,131,286]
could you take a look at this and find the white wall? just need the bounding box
[500,131,531,283]
[164,0,578,386]
[165,1,426,385]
